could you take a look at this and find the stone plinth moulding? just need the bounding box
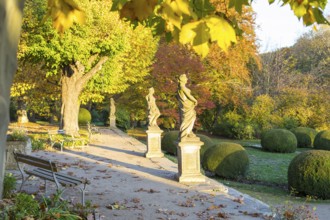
[145,127,164,158]
[176,137,205,183]
[109,116,116,128]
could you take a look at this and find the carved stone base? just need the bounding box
[176,137,205,183]
[145,127,164,158]
[109,116,116,128]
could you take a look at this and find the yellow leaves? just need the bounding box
[207,16,237,52]
[285,0,329,26]
[179,16,237,58]
[11,83,36,97]
[159,0,197,30]
[291,0,308,17]
[46,0,85,33]
[180,21,210,57]
[119,0,158,21]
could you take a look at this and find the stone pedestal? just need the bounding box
[145,127,164,158]
[109,116,116,128]
[176,137,205,183]
[6,139,31,169]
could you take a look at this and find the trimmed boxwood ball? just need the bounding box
[198,134,215,162]
[261,129,297,153]
[78,108,92,125]
[161,131,215,157]
[288,150,330,199]
[202,142,249,179]
[161,131,179,155]
[314,130,330,151]
[291,127,317,148]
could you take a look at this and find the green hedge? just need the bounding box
[161,131,179,155]
[314,130,330,151]
[202,142,249,179]
[161,131,215,158]
[288,150,330,199]
[291,127,317,148]
[198,134,215,162]
[261,129,297,153]
[78,108,91,125]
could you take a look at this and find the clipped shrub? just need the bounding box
[261,129,297,153]
[202,142,249,179]
[288,150,330,199]
[198,134,215,162]
[291,127,318,148]
[78,108,91,125]
[314,130,330,151]
[161,131,215,158]
[161,131,179,155]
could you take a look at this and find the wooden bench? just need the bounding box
[14,151,90,205]
[48,131,65,151]
[87,122,99,142]
[48,130,86,152]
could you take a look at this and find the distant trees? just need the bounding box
[250,28,330,135]
[18,0,157,134]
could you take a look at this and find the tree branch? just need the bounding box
[78,56,108,87]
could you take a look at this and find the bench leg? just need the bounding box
[44,179,47,193]
[19,174,32,191]
[60,141,64,152]
[80,183,88,206]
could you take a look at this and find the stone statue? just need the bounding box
[146,87,160,127]
[177,74,198,141]
[110,98,116,117]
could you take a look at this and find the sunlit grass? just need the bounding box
[127,128,330,206]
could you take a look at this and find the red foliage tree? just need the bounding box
[150,41,215,129]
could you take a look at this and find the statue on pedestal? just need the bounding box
[177,74,197,141]
[146,87,160,128]
[110,98,116,117]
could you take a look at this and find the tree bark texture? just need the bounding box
[61,57,108,135]
[0,0,25,198]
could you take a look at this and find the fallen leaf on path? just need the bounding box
[131,198,140,203]
[97,169,107,173]
[178,199,195,207]
[102,176,112,179]
[134,188,160,193]
[217,212,229,218]
[239,211,262,217]
[233,196,244,204]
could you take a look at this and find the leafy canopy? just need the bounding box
[46,0,329,57]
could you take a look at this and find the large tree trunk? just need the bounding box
[61,65,83,135]
[0,0,25,198]
[61,58,108,135]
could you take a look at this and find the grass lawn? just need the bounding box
[126,128,330,207]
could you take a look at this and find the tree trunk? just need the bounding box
[61,66,83,135]
[0,0,25,198]
[60,57,108,135]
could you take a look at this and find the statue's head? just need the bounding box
[149,87,154,93]
[179,74,187,84]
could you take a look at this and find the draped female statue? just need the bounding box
[110,98,116,117]
[146,87,160,127]
[177,74,197,141]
